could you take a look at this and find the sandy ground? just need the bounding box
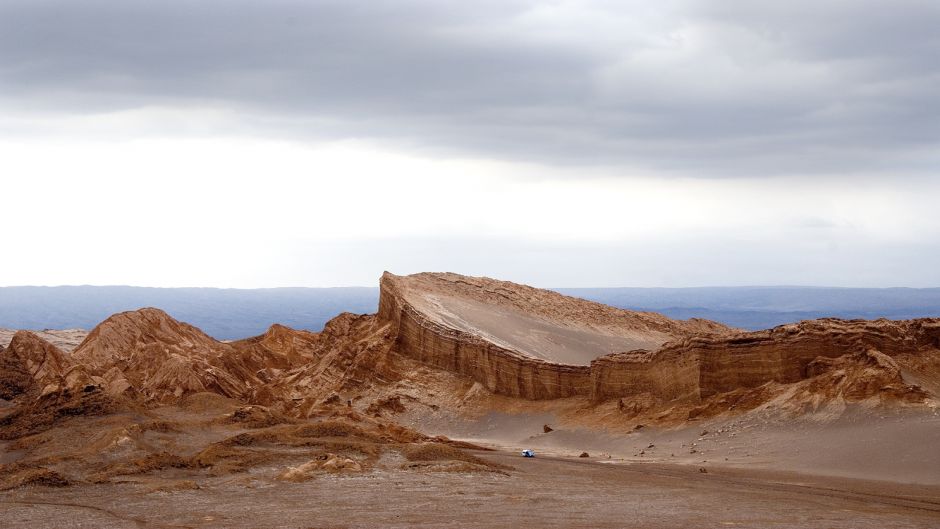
[2,302,939,528]
[402,400,940,485]
[2,399,939,529]
[418,294,665,365]
[1,451,939,529]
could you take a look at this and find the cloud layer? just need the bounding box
[2,0,937,176]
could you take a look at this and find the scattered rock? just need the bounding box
[0,466,71,490]
[543,424,554,433]
[278,454,363,482]
[366,395,407,416]
[579,452,589,458]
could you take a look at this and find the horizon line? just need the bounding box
[1,284,938,291]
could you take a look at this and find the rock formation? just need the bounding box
[591,318,940,403]
[2,271,937,422]
[2,307,387,407]
[0,331,72,399]
[229,323,319,382]
[377,272,729,399]
[70,308,268,402]
[376,272,940,406]
[0,328,88,353]
[256,313,398,413]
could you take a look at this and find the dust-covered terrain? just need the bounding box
[2,272,940,528]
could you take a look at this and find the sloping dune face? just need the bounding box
[381,272,726,366]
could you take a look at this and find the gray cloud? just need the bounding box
[0,0,937,176]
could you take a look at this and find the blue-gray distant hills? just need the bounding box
[557,286,940,332]
[1,285,939,340]
[0,286,378,340]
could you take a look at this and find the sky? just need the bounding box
[1,0,938,288]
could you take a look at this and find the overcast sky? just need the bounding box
[1,0,938,288]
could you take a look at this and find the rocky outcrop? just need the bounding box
[0,331,72,399]
[591,318,940,403]
[71,308,265,402]
[229,324,319,381]
[694,318,940,397]
[0,328,88,353]
[0,331,129,399]
[800,348,929,403]
[379,273,593,399]
[4,273,937,416]
[589,348,700,402]
[0,308,392,408]
[377,272,737,400]
[257,313,398,411]
[376,272,940,404]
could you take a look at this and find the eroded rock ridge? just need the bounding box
[378,272,940,404]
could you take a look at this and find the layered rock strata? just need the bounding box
[689,318,940,398]
[378,272,728,400]
[591,318,939,401]
[378,272,940,404]
[387,293,591,399]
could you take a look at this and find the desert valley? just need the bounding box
[4,1,939,527]
[0,272,938,528]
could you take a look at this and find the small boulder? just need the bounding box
[579,452,589,458]
[543,424,553,433]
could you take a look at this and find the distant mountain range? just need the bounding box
[557,286,940,332]
[1,285,939,339]
[0,286,378,340]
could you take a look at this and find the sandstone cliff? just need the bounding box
[379,272,600,399]
[591,318,940,403]
[376,272,940,406]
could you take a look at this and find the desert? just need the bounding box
[5,2,939,527]
[1,272,938,528]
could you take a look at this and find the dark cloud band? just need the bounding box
[0,0,937,176]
